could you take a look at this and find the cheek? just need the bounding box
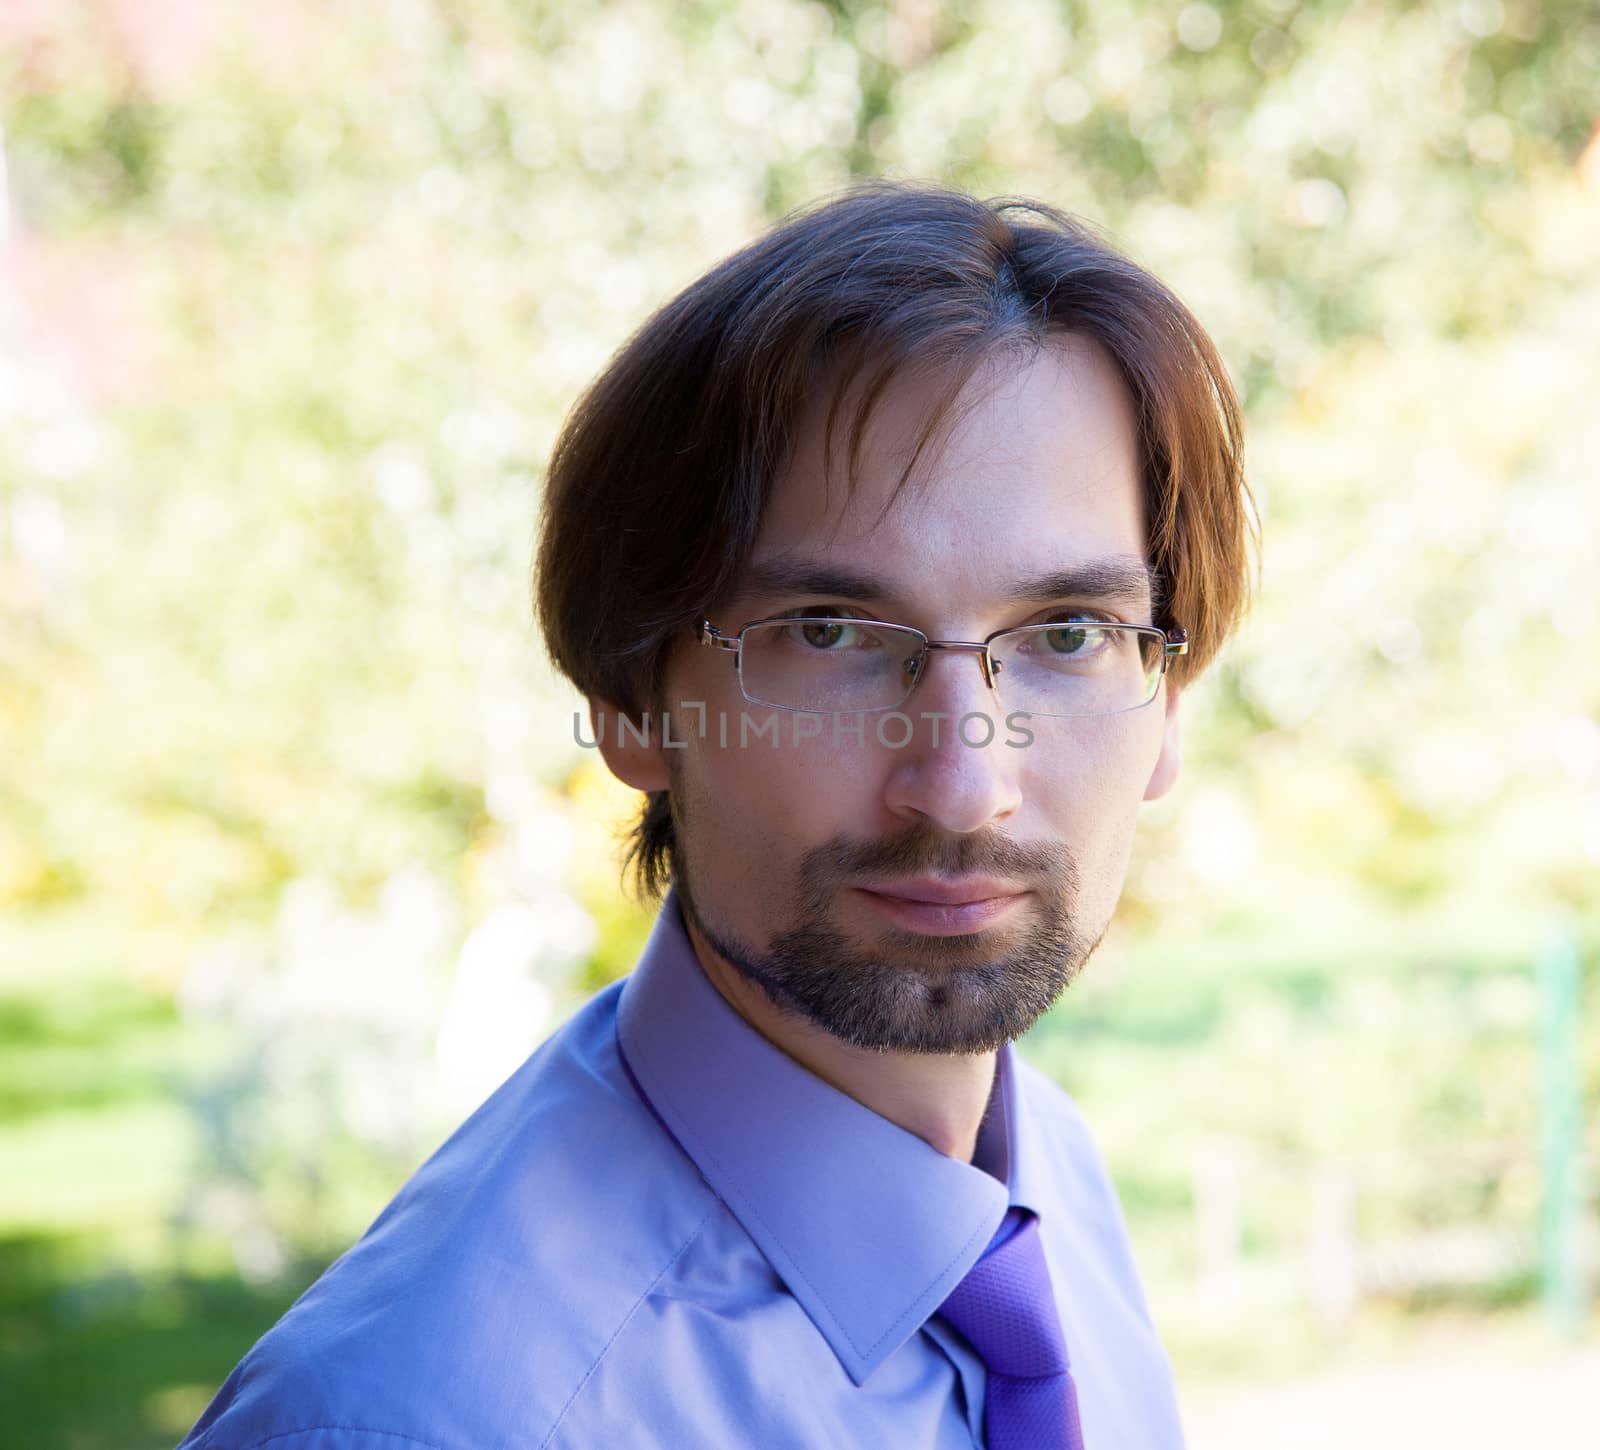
[669,711,888,869]
[1016,713,1163,833]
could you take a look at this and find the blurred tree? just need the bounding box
[0,4,1596,1440]
[2,0,1594,958]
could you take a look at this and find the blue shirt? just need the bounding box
[178,891,1186,1449]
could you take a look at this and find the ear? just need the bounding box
[591,697,672,793]
[1142,681,1183,802]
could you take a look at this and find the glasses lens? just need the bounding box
[738,619,924,712]
[991,624,1165,718]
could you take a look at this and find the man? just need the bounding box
[179,184,1251,1449]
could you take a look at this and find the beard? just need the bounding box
[672,821,1103,1055]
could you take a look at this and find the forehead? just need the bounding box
[734,335,1149,615]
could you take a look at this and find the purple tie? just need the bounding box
[937,1209,1087,1450]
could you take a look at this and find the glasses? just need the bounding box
[698,614,1188,719]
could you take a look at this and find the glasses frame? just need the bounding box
[697,613,1189,718]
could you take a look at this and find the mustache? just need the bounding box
[798,826,1073,890]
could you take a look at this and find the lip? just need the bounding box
[858,876,1027,906]
[857,883,1030,941]
[852,878,1029,937]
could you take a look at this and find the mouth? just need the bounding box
[852,877,1029,937]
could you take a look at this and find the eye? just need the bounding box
[1046,628,1095,656]
[773,607,872,651]
[1028,610,1118,658]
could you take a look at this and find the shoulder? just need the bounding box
[1012,1049,1100,1156]
[180,1432,452,1450]
[179,982,719,1450]
[1012,1051,1157,1320]
[1013,1058,1190,1439]
[1013,1051,1126,1218]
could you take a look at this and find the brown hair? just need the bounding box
[535,181,1255,898]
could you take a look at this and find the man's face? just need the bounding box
[617,334,1181,1054]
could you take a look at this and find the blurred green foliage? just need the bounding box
[2,0,1597,1444]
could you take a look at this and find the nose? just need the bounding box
[880,643,1022,834]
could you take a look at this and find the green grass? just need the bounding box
[0,912,331,1448]
[0,1231,324,1450]
[1,903,1592,1444]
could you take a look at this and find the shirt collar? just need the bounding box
[616,890,1046,1385]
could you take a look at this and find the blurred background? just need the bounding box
[1,0,1597,1444]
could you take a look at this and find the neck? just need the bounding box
[684,913,999,1163]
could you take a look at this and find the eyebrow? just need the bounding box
[732,553,1157,611]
